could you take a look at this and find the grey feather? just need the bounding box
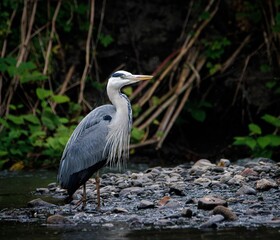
[57,104,116,188]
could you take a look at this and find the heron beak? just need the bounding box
[130,75,153,81]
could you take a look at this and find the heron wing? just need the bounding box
[57,104,116,189]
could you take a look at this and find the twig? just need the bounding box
[43,0,62,75]
[78,0,95,104]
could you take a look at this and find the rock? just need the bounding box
[169,184,186,196]
[35,188,50,194]
[162,199,181,208]
[200,214,224,228]
[47,214,73,224]
[119,187,144,197]
[256,179,278,191]
[194,177,211,187]
[192,159,215,170]
[212,205,238,221]
[181,208,192,218]
[138,200,155,209]
[227,174,245,185]
[113,207,128,213]
[158,196,171,206]
[27,198,56,208]
[197,196,228,210]
[236,185,257,195]
[218,159,231,167]
[240,168,258,177]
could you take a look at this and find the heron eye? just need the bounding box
[111,72,125,78]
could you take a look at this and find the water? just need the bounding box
[1,170,280,240]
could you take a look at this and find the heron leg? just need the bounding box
[82,183,87,209]
[96,171,101,209]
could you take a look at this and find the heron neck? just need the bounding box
[107,87,130,120]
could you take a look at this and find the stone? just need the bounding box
[35,188,50,194]
[47,214,73,224]
[236,185,257,195]
[181,208,192,218]
[240,168,258,177]
[113,207,128,213]
[200,214,224,228]
[169,184,186,196]
[227,174,245,185]
[256,179,278,191]
[138,200,155,209]
[218,159,231,167]
[119,187,144,197]
[212,205,238,220]
[27,198,56,208]
[197,196,228,210]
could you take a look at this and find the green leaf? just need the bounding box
[191,109,206,122]
[266,134,280,147]
[249,123,262,135]
[261,114,280,128]
[7,115,24,125]
[256,136,271,149]
[23,114,40,125]
[233,136,256,150]
[152,96,160,106]
[41,116,56,130]
[0,118,9,128]
[36,88,53,100]
[51,95,70,103]
[131,127,145,141]
[0,150,8,156]
[122,87,132,96]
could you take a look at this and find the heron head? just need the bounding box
[108,70,153,89]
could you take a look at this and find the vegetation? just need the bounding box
[0,0,280,170]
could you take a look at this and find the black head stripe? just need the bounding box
[111,72,125,78]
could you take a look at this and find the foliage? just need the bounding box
[233,115,280,158]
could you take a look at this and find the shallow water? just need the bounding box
[1,168,280,240]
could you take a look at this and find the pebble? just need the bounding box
[256,179,278,191]
[181,208,192,218]
[197,196,228,210]
[47,214,73,224]
[200,214,224,228]
[236,185,257,195]
[27,198,56,208]
[212,205,237,221]
[138,200,155,209]
[2,157,280,231]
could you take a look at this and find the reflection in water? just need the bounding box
[1,223,280,240]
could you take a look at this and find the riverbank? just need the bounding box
[1,158,280,230]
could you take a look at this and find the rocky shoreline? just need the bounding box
[1,158,280,230]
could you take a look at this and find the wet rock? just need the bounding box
[200,214,224,228]
[169,183,186,196]
[119,187,144,197]
[113,207,128,213]
[27,198,56,208]
[192,159,215,170]
[181,208,192,218]
[218,159,231,167]
[212,205,238,221]
[227,174,245,185]
[138,200,155,209]
[197,196,228,210]
[47,214,73,224]
[35,188,50,194]
[240,168,258,177]
[236,185,257,195]
[256,179,278,191]
[158,196,171,206]
[194,177,211,187]
[162,199,181,208]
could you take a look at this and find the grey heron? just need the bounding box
[57,70,153,208]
